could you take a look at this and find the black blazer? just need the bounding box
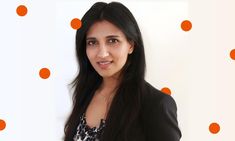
[125,81,182,141]
[79,81,181,141]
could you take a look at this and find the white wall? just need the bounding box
[0,0,235,141]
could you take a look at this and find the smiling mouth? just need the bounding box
[97,61,113,65]
[97,61,113,69]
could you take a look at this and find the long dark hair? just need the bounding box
[64,2,146,141]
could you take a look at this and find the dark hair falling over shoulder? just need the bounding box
[64,2,146,141]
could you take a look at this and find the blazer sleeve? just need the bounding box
[143,94,182,141]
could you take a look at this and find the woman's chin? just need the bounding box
[98,72,113,78]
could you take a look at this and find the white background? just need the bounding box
[0,0,235,141]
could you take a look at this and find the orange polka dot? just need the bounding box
[16,5,28,16]
[209,122,220,134]
[0,119,6,131]
[161,87,171,95]
[71,18,82,30]
[39,68,50,79]
[181,20,192,31]
[230,49,235,60]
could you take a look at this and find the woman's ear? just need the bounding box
[128,41,134,54]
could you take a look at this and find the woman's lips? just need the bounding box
[97,61,113,69]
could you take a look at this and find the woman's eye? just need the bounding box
[87,40,97,46]
[108,39,119,44]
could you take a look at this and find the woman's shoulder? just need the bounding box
[142,80,177,112]
[140,81,181,140]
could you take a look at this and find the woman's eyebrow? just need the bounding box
[106,35,120,38]
[86,35,120,40]
[86,37,96,40]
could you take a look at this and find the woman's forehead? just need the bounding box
[86,20,125,38]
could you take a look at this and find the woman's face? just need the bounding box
[86,20,134,78]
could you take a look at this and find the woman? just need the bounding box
[64,2,181,141]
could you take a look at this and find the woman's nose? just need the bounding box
[97,44,109,58]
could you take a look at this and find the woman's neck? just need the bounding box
[99,76,119,96]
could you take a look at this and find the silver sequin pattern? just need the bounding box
[73,113,106,141]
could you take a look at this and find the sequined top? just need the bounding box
[73,113,106,141]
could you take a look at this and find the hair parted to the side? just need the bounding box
[64,2,146,141]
